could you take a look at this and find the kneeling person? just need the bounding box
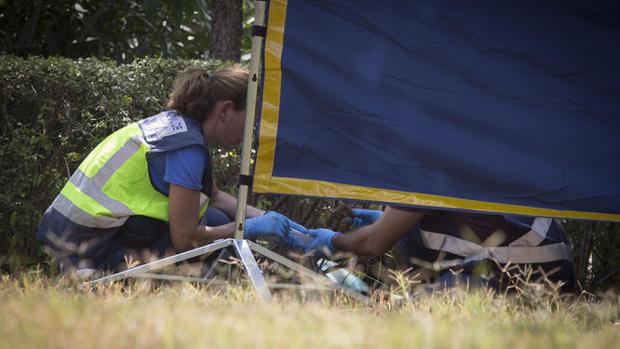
[36,65,289,273]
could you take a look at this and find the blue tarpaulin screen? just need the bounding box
[254,0,620,221]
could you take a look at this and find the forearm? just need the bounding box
[210,190,264,218]
[332,206,426,256]
[174,221,237,251]
[168,183,265,252]
[332,225,391,256]
[244,203,265,217]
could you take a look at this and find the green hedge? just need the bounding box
[1,56,618,291]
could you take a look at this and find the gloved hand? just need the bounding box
[286,217,310,235]
[282,216,314,250]
[351,208,383,228]
[304,228,342,256]
[244,211,290,240]
[286,228,315,251]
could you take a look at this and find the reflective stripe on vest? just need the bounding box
[54,185,128,228]
[419,218,570,269]
[52,123,209,228]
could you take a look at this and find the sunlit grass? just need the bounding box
[0,270,618,349]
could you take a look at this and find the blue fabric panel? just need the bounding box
[271,0,620,215]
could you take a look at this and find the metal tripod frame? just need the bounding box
[89,238,370,304]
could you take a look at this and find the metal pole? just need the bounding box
[88,239,234,287]
[233,239,272,301]
[234,0,267,239]
[247,241,372,305]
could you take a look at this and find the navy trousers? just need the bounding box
[80,207,232,272]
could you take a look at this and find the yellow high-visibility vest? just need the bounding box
[51,117,209,229]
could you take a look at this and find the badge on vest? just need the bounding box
[142,114,188,142]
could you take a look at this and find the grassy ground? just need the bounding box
[0,271,619,349]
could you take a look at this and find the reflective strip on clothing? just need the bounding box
[78,123,142,177]
[67,136,143,217]
[82,135,143,185]
[509,217,552,247]
[53,136,144,227]
[59,182,113,219]
[420,229,570,266]
[52,193,127,228]
[70,169,133,217]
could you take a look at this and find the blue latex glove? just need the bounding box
[286,228,315,251]
[244,211,289,240]
[286,217,310,235]
[283,217,314,250]
[351,208,383,228]
[304,228,342,256]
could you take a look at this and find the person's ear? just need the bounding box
[219,100,235,122]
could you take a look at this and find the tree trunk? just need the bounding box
[210,0,242,62]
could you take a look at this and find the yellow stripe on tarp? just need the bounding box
[258,175,620,222]
[254,0,287,193]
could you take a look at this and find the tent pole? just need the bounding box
[234,0,267,239]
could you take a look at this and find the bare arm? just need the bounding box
[168,184,237,251]
[332,206,425,256]
[209,183,265,218]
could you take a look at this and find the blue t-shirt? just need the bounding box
[147,145,209,195]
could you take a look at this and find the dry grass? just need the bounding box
[0,270,619,349]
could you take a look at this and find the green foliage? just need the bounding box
[562,220,620,290]
[0,0,221,62]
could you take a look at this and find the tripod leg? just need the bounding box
[202,248,230,280]
[233,239,272,302]
[246,240,371,305]
[88,239,234,287]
